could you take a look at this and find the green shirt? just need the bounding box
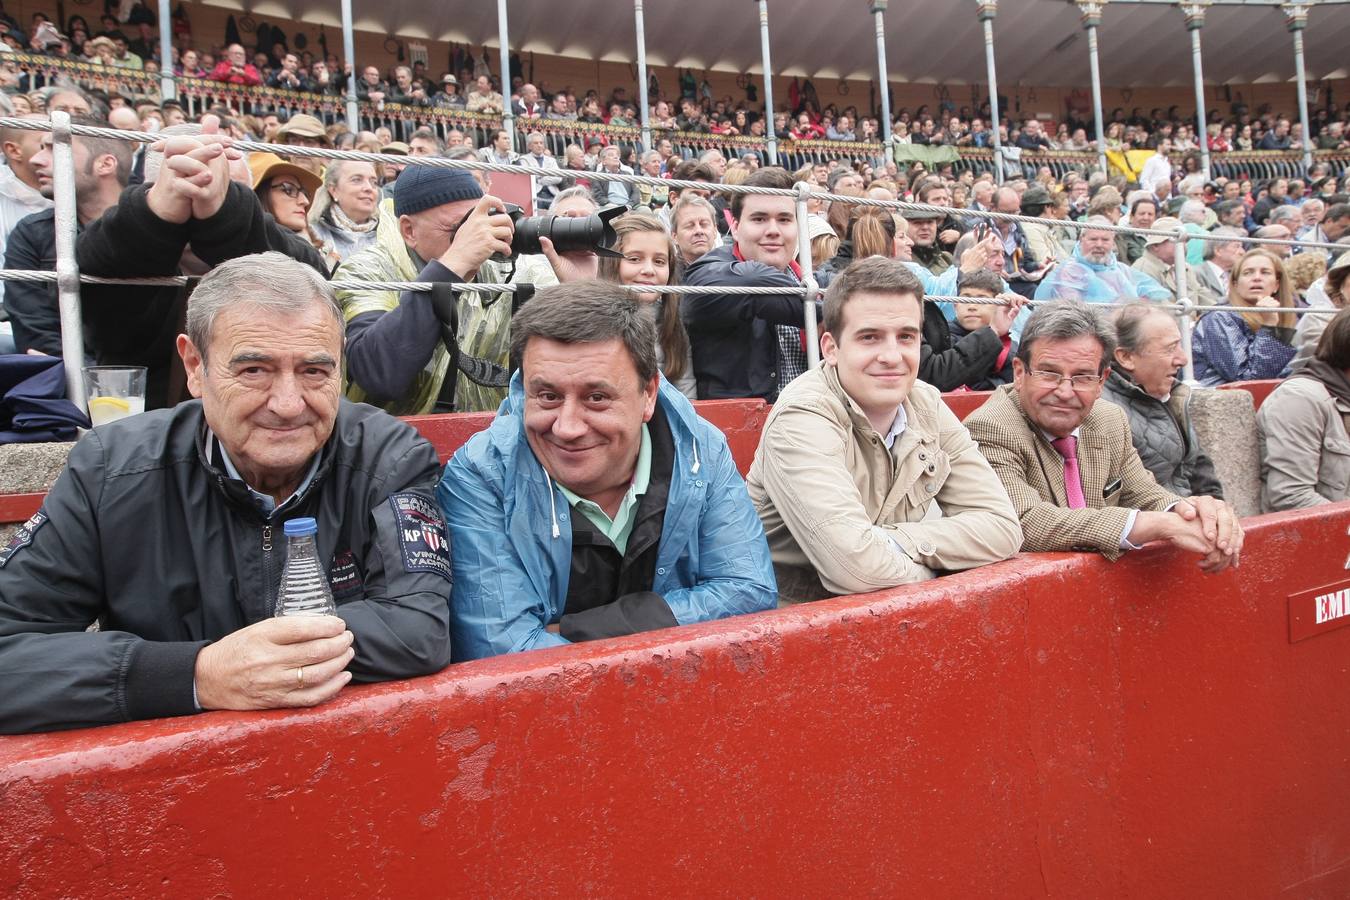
[556,425,652,555]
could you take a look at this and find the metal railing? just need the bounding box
[10,53,1350,177]
[11,113,1348,413]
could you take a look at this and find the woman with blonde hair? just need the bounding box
[598,211,697,398]
[1192,247,1298,385]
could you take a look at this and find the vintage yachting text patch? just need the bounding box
[0,510,47,569]
[388,492,453,582]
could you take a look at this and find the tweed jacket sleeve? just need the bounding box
[964,386,1182,561]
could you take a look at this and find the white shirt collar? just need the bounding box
[882,404,909,449]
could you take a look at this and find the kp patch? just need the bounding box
[388,492,453,582]
[328,548,365,600]
[0,510,47,568]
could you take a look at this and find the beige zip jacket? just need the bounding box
[748,365,1022,603]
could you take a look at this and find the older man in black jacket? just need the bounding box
[0,254,453,735]
[76,118,327,409]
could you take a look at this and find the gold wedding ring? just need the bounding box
[296,666,305,688]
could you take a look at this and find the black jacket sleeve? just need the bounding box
[189,182,328,275]
[0,431,205,734]
[342,420,454,680]
[345,258,459,404]
[682,249,816,331]
[919,307,1005,392]
[559,591,678,643]
[2,214,61,355]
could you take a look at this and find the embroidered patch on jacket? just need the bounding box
[388,492,453,582]
[328,548,365,599]
[0,510,47,569]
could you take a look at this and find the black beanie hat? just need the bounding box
[394,165,484,216]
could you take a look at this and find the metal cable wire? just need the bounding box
[4,116,1347,254]
[0,269,1326,317]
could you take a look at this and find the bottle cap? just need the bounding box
[283,517,318,537]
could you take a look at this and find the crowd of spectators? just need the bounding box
[1,9,1350,735]
[2,3,1350,160]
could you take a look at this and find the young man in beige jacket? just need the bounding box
[747,257,1022,604]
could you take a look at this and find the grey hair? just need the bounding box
[1016,299,1116,373]
[1113,301,1173,354]
[323,158,368,191]
[1178,200,1207,225]
[1202,226,1246,260]
[510,280,658,383]
[525,130,546,143]
[670,194,717,229]
[1268,205,1299,227]
[186,253,342,360]
[1177,174,1205,195]
[551,185,596,211]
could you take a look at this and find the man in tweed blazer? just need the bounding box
[965,300,1243,568]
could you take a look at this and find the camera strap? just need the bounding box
[427,281,512,412]
[428,281,462,413]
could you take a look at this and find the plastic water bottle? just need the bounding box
[274,517,337,617]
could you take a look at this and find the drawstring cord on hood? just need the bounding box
[690,435,700,474]
[545,471,561,538]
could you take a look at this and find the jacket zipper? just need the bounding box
[261,523,275,613]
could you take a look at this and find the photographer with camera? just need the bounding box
[336,167,602,415]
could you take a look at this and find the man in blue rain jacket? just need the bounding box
[438,280,776,660]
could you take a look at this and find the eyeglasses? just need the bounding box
[270,182,307,199]
[1028,369,1103,391]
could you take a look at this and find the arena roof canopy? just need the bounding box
[227,0,1350,87]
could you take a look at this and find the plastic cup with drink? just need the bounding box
[83,366,147,427]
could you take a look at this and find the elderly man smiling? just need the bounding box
[0,253,453,734]
[439,280,776,659]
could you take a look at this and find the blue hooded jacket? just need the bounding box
[438,373,777,660]
[1032,244,1170,304]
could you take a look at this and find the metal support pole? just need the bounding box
[340,0,359,133]
[497,0,515,152]
[634,0,652,154]
[1080,2,1107,176]
[794,181,820,369]
[50,112,86,410]
[1284,2,1314,174]
[1183,3,1211,180]
[871,1,893,166]
[978,1,1003,183]
[157,0,174,101]
[756,0,778,166]
[1173,226,1196,383]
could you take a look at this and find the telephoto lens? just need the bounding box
[509,204,626,258]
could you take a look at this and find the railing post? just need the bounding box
[157,0,175,101]
[50,111,86,411]
[340,0,359,133]
[497,0,515,152]
[756,0,778,166]
[1079,0,1108,176]
[1182,1,1211,180]
[977,0,1004,184]
[1283,1,1314,175]
[871,1,894,169]
[794,181,820,369]
[634,0,652,155]
[1173,225,1196,383]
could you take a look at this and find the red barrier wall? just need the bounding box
[3,505,1348,897]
